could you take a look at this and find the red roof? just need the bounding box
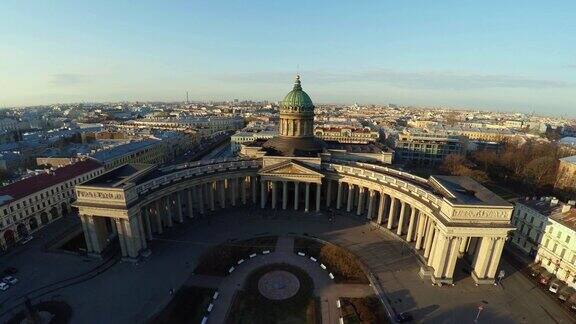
[0,159,102,204]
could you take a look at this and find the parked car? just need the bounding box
[0,282,8,291]
[558,286,576,301]
[20,236,33,245]
[528,263,542,277]
[539,272,554,285]
[395,312,413,323]
[2,267,17,275]
[549,279,564,294]
[2,276,18,285]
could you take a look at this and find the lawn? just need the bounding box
[226,263,320,324]
[149,286,215,324]
[294,237,369,284]
[194,236,278,276]
[340,297,389,324]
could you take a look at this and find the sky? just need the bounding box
[0,1,575,116]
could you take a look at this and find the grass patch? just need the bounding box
[341,297,389,324]
[226,263,320,324]
[149,286,215,324]
[194,236,278,276]
[294,237,369,284]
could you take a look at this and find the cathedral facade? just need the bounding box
[74,77,514,285]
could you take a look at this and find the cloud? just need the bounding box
[216,69,569,90]
[49,73,91,87]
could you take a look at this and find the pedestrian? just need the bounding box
[169,288,174,295]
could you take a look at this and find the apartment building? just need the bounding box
[0,159,104,250]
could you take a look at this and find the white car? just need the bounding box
[3,276,18,285]
[549,282,560,293]
[0,282,8,291]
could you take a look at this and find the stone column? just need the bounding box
[219,180,226,209]
[406,207,417,242]
[356,187,365,216]
[326,180,333,207]
[424,221,435,258]
[175,192,183,223]
[282,181,288,210]
[305,182,311,212]
[443,237,462,280]
[241,177,247,205]
[396,201,406,235]
[80,215,94,253]
[115,219,128,257]
[486,237,506,279]
[316,182,321,212]
[427,227,439,267]
[377,193,386,225]
[431,233,451,279]
[231,178,237,207]
[198,185,205,215]
[187,189,194,219]
[294,181,300,210]
[415,214,426,250]
[346,184,354,212]
[138,212,147,250]
[164,197,173,228]
[459,237,469,257]
[472,237,496,280]
[336,182,343,209]
[251,176,257,204]
[271,181,278,209]
[209,182,215,211]
[154,200,163,234]
[367,190,375,220]
[142,207,153,240]
[387,197,397,230]
[260,180,267,209]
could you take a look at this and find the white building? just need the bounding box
[512,197,576,288]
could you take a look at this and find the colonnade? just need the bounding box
[259,179,322,212]
[79,171,507,285]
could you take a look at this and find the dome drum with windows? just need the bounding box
[262,75,325,157]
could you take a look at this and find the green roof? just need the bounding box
[281,76,314,110]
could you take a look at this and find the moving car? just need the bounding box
[0,282,8,291]
[2,276,18,285]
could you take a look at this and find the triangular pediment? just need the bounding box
[258,159,324,178]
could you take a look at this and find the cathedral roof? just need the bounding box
[281,75,314,111]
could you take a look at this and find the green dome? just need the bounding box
[281,76,314,111]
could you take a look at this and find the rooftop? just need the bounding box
[92,139,159,162]
[430,175,510,206]
[560,155,576,164]
[82,163,154,188]
[0,159,102,205]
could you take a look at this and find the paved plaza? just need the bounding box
[0,207,575,323]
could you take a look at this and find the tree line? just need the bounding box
[440,139,576,199]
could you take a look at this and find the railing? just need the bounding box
[137,159,261,196]
[322,162,441,208]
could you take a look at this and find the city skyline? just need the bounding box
[1,1,575,116]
